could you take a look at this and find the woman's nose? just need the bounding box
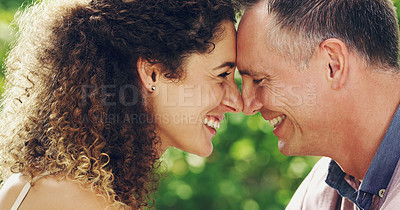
[221,78,243,113]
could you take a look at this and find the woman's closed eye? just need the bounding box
[218,71,232,78]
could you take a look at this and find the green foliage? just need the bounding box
[155,114,318,209]
[0,0,29,10]
[394,0,400,20]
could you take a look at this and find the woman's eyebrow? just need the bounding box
[213,61,235,70]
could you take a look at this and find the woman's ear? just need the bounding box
[137,57,162,92]
[319,38,349,90]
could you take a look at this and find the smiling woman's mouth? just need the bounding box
[203,117,221,129]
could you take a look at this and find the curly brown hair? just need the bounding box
[0,0,235,208]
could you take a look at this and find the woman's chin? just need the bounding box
[196,148,213,157]
[186,144,214,157]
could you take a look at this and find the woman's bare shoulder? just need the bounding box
[0,173,116,209]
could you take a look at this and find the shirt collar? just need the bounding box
[326,104,400,209]
[357,104,400,199]
[326,160,360,205]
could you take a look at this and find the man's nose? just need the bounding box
[241,79,262,115]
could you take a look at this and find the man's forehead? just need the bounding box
[239,1,269,31]
[237,1,274,78]
[237,1,272,55]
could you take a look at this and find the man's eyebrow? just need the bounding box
[238,69,257,76]
[212,62,235,70]
[239,69,272,80]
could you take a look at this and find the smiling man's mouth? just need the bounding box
[269,114,286,128]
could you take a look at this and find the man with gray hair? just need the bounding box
[237,0,400,209]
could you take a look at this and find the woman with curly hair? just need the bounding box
[0,0,242,208]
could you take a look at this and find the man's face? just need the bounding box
[237,2,342,156]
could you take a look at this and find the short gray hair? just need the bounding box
[242,0,400,70]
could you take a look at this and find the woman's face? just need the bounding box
[152,21,242,157]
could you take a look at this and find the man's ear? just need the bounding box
[136,57,162,92]
[319,38,349,90]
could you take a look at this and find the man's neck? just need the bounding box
[333,70,400,180]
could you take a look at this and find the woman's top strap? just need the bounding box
[10,172,51,210]
[10,182,31,210]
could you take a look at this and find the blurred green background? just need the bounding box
[2,0,400,209]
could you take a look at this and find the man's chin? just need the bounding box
[278,140,318,157]
[277,140,300,156]
[277,140,290,156]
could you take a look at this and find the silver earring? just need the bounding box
[151,86,156,91]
